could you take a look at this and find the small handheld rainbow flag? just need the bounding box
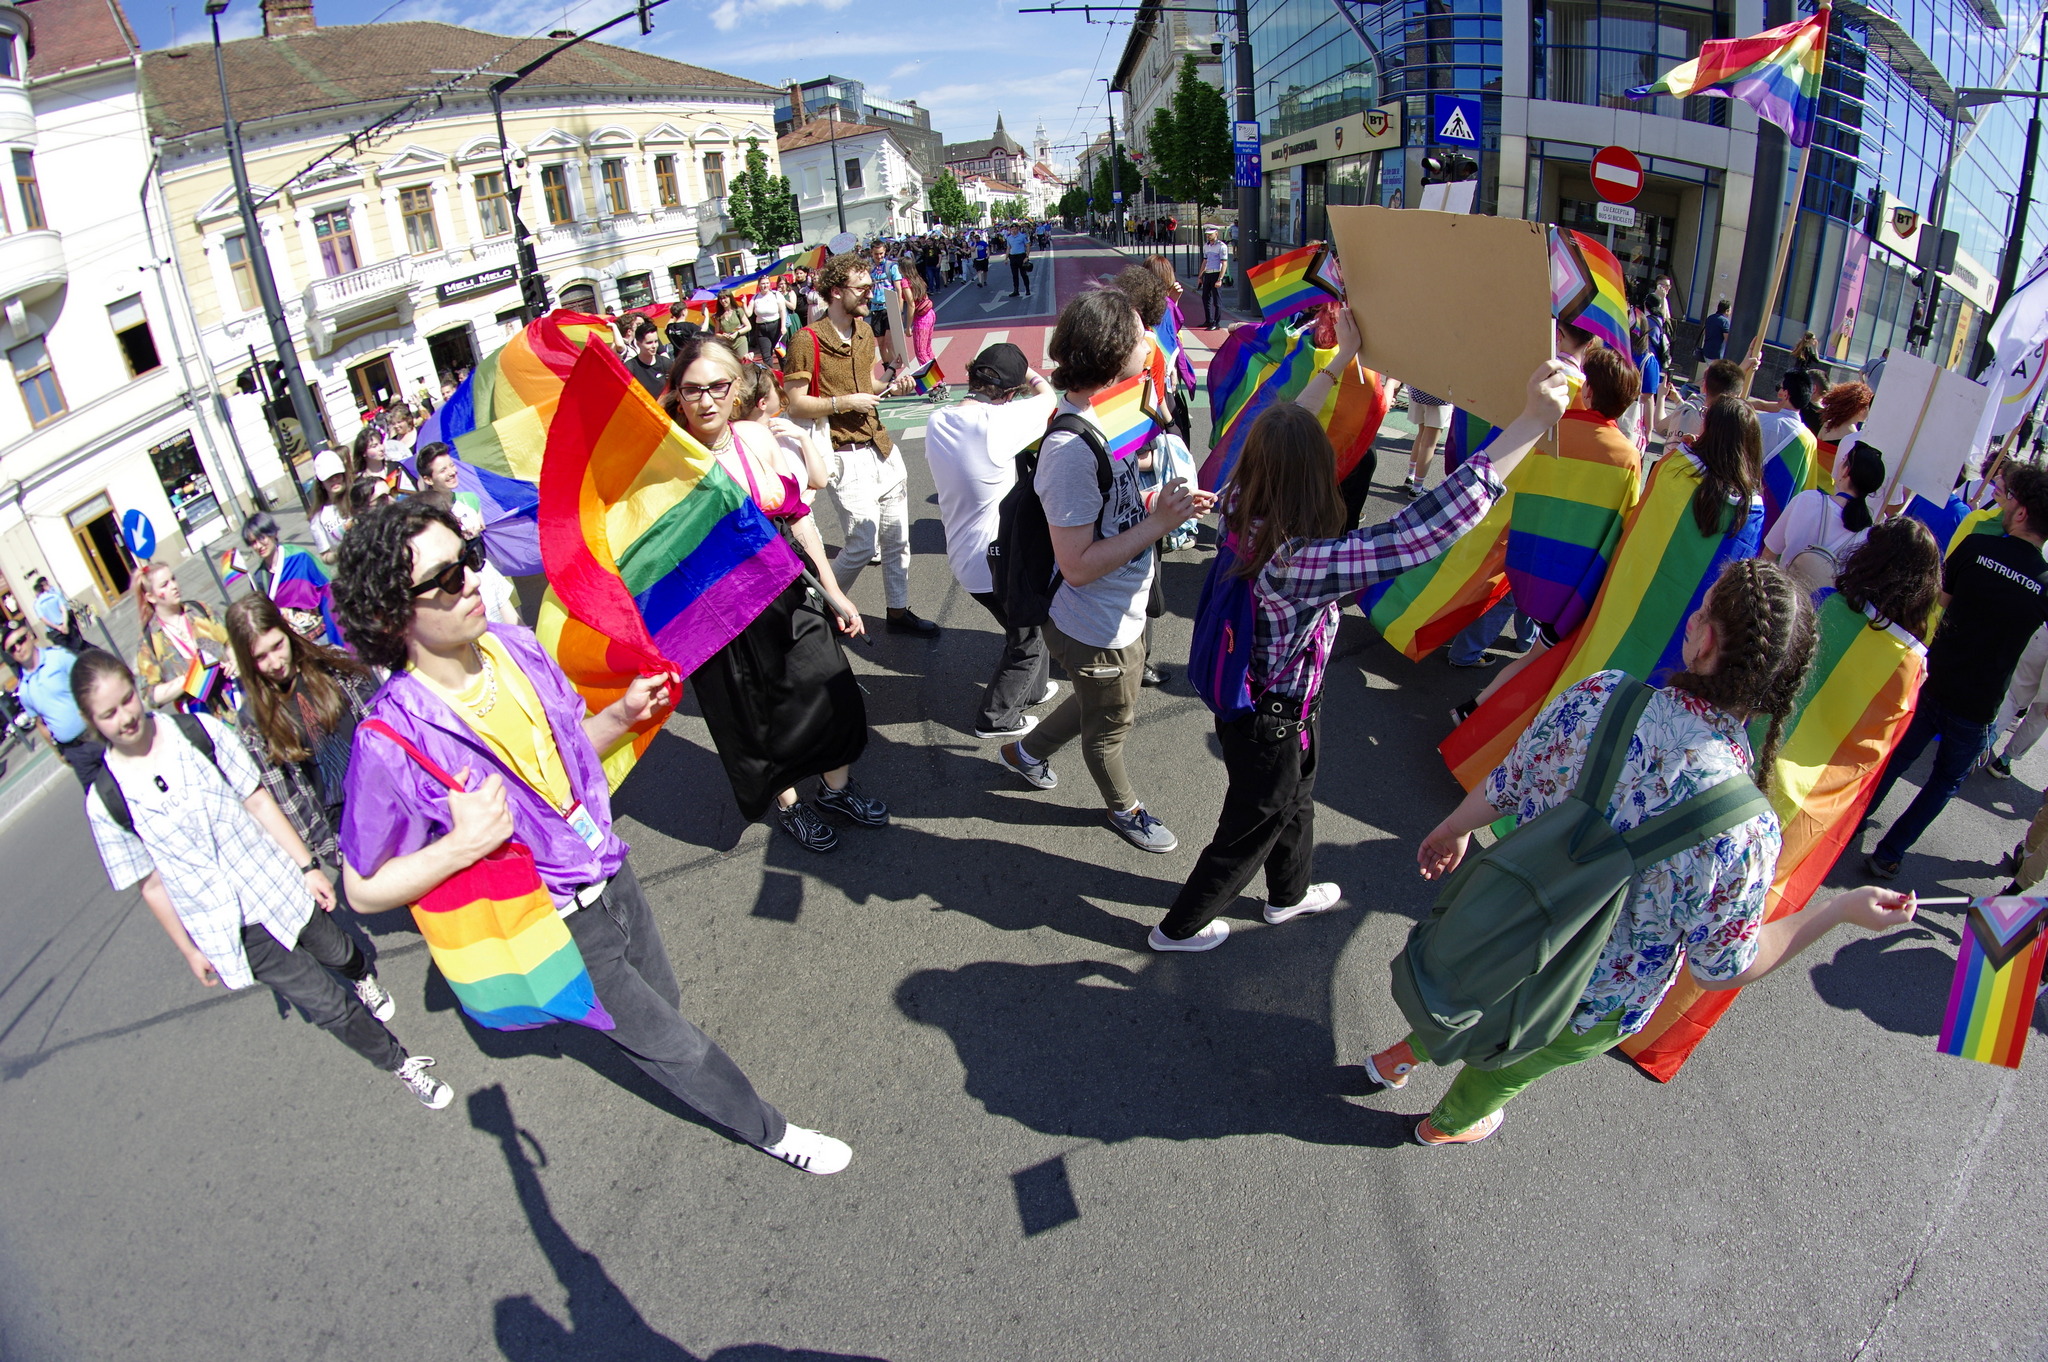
[181,655,218,701]
[1549,228,1595,322]
[1247,243,1341,322]
[1088,373,1163,462]
[1937,896,2048,1068]
[908,360,946,396]
[1558,231,1629,354]
[220,550,247,590]
[1626,9,1828,148]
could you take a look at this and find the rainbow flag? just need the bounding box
[1550,228,1595,320]
[1938,898,2048,1067]
[1619,593,1928,1079]
[1200,317,1332,490]
[1759,412,1820,534]
[180,655,219,701]
[537,343,803,789]
[1441,447,1764,789]
[220,550,247,591]
[1324,358,1392,481]
[908,360,946,396]
[1562,231,1629,354]
[1247,243,1340,322]
[787,244,829,273]
[1626,9,1829,147]
[1088,373,1163,462]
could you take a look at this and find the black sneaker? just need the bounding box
[779,801,839,852]
[2002,841,2025,874]
[886,609,941,637]
[1449,698,1478,727]
[1988,754,2013,779]
[1863,853,1900,881]
[1142,663,1167,687]
[816,778,889,827]
[1449,653,1500,669]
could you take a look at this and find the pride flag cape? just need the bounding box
[1618,593,1928,1079]
[1366,412,1638,659]
[1440,448,1765,788]
[1246,243,1340,322]
[1324,359,1392,482]
[1626,8,1829,148]
[1939,897,2048,1068]
[537,342,803,790]
[1200,317,1332,490]
[1089,373,1164,461]
[265,546,341,647]
[1759,412,1819,534]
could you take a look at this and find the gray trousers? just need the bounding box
[568,862,787,1149]
[242,910,403,1071]
[970,591,1050,731]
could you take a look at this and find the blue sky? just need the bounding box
[132,0,1122,176]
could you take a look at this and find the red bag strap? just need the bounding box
[798,326,824,397]
[361,717,467,794]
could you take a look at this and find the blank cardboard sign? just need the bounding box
[1861,350,1992,504]
[1327,205,1551,429]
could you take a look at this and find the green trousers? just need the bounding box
[1409,1012,1627,1135]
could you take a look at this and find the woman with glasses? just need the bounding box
[661,336,884,854]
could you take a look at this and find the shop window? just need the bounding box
[714,252,745,280]
[224,232,260,310]
[669,263,698,296]
[149,433,221,536]
[312,208,360,277]
[1536,0,1722,126]
[703,152,726,199]
[617,272,653,309]
[9,335,63,425]
[541,165,574,224]
[655,154,681,207]
[109,296,161,377]
[602,158,631,215]
[474,171,511,237]
[428,325,477,387]
[400,186,440,254]
[14,150,43,230]
[558,282,599,313]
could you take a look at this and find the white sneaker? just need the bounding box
[1029,680,1061,707]
[353,972,396,1022]
[762,1124,852,1175]
[1263,882,1342,925]
[974,713,1040,740]
[1148,920,1229,952]
[394,1055,453,1110]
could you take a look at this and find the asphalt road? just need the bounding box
[1,241,2043,1361]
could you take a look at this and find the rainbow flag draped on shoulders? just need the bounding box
[1619,592,1928,1079]
[1441,447,1764,789]
[1626,8,1829,147]
[537,340,804,790]
[1758,410,1820,534]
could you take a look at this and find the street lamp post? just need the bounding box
[826,105,849,233]
[1230,0,1261,313]
[1101,78,1122,245]
[205,0,329,500]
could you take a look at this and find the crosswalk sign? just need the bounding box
[1433,94,1481,146]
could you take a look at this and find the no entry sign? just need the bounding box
[1591,145,1643,204]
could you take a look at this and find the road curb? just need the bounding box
[0,750,69,831]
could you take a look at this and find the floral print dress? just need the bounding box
[1483,669,1781,1035]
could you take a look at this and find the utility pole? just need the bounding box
[1978,15,2047,376]
[206,0,323,498]
[1232,0,1261,312]
[827,105,848,233]
[1108,104,1122,244]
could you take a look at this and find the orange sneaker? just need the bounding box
[1413,1110,1503,1146]
[1364,1040,1418,1091]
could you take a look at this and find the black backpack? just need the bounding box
[94,712,221,835]
[985,413,1111,629]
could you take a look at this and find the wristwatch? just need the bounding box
[301,858,320,874]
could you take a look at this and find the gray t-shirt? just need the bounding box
[1036,401,1153,649]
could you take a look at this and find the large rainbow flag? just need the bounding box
[1441,447,1765,789]
[537,341,804,790]
[1618,592,1928,1079]
[1626,9,1829,147]
[1759,411,1820,534]
[1939,897,2048,1068]
[1200,317,1332,490]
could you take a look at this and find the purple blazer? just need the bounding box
[339,624,628,904]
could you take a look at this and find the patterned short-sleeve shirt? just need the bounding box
[1483,670,1780,1035]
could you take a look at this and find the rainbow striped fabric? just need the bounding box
[1324,358,1391,482]
[1247,243,1341,322]
[1088,373,1164,462]
[537,342,803,788]
[219,550,246,590]
[1619,592,1928,1079]
[1626,9,1829,146]
[1940,898,2048,1067]
[1200,317,1333,489]
[420,837,615,1031]
[1562,230,1630,355]
[1759,413,1820,534]
[908,360,946,396]
[1441,447,1764,789]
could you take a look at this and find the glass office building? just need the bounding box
[1250,0,2046,364]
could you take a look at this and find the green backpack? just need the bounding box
[1390,678,1770,1070]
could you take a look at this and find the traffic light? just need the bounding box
[521,272,551,318]
[1423,152,1478,184]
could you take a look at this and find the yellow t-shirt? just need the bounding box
[418,632,574,811]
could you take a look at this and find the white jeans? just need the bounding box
[1996,627,2048,763]
[829,444,910,609]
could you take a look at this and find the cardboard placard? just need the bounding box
[1326,205,1551,429]
[1860,350,1992,505]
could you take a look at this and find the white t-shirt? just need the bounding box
[923,392,1059,594]
[1036,398,1153,649]
[1765,487,1868,567]
[1202,241,1227,273]
[310,504,345,553]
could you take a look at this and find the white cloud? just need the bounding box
[708,0,852,32]
[169,5,262,47]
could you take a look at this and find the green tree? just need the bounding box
[927,169,973,228]
[1145,55,1232,224]
[991,195,1031,221]
[1089,146,1144,216]
[1056,186,1089,220]
[726,137,800,253]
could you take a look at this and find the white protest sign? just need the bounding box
[1863,350,1992,506]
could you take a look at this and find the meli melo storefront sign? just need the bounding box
[1261,102,1403,174]
[438,265,518,303]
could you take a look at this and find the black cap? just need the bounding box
[967,342,1030,392]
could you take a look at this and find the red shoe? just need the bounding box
[1413,1110,1503,1146]
[1364,1039,1417,1090]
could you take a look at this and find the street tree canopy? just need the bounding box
[927,170,974,228]
[727,137,799,253]
[1146,55,1231,223]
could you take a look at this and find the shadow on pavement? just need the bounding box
[470,1085,890,1362]
[1810,925,2048,1040]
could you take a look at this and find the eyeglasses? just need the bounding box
[4,634,30,653]
[674,378,734,402]
[409,536,486,598]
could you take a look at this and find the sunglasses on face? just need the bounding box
[4,634,30,654]
[674,378,734,402]
[409,536,487,598]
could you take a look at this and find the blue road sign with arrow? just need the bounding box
[120,508,155,561]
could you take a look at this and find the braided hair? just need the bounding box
[1668,558,1819,790]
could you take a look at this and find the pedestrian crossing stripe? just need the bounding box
[1437,105,1475,143]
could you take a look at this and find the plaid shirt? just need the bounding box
[237,669,380,864]
[1254,455,1505,703]
[85,714,315,991]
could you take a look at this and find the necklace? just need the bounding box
[461,642,498,717]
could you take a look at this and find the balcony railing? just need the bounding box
[0,228,65,303]
[306,256,412,315]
